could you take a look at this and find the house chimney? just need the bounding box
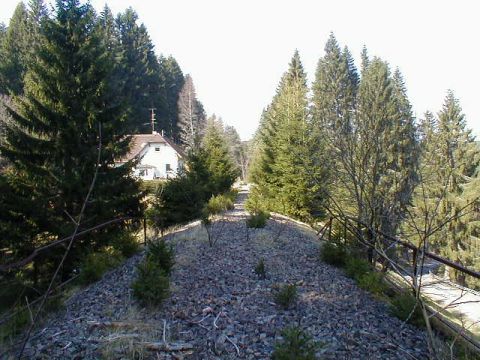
[161,130,164,137]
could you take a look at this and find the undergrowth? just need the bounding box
[272,326,320,359]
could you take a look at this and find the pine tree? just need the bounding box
[311,34,358,217]
[177,74,206,150]
[0,0,143,282]
[158,55,184,139]
[249,51,322,220]
[410,92,480,285]
[202,116,238,194]
[116,8,160,133]
[0,3,30,95]
[355,58,418,243]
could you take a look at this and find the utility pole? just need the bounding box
[149,108,157,134]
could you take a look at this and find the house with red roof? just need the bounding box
[116,131,186,180]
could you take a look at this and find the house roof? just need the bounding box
[117,133,186,163]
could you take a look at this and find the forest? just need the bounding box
[0,0,244,315]
[248,36,480,289]
[0,0,479,358]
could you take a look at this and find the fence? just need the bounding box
[319,215,480,352]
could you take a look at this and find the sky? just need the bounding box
[1,0,479,141]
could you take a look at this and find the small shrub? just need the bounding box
[344,256,371,281]
[206,194,234,214]
[147,240,175,275]
[274,284,298,309]
[246,210,270,228]
[0,306,30,341]
[357,272,387,295]
[112,233,140,258]
[272,326,319,360]
[78,248,124,285]
[254,258,266,279]
[389,293,425,327]
[132,260,170,307]
[320,241,346,266]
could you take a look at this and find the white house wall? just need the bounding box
[138,142,180,179]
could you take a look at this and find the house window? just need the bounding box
[166,164,171,171]
[155,147,160,152]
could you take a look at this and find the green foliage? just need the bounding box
[389,293,425,327]
[132,260,170,307]
[146,240,175,275]
[320,241,346,266]
[246,211,270,228]
[357,272,387,296]
[112,233,140,258]
[78,248,124,285]
[206,194,234,214]
[344,257,372,281]
[248,51,326,222]
[272,326,319,360]
[274,284,298,310]
[202,117,239,194]
[254,258,266,279]
[148,152,212,230]
[0,0,144,287]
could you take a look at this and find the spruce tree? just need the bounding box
[355,58,418,243]
[116,8,160,133]
[177,74,206,150]
[410,92,480,285]
[202,116,238,194]
[249,51,322,220]
[311,34,358,217]
[0,0,143,282]
[0,3,30,95]
[158,55,184,139]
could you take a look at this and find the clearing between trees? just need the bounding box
[12,187,430,359]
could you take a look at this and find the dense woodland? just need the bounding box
[0,0,478,339]
[0,0,243,308]
[248,35,480,288]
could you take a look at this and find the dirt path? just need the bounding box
[16,186,429,359]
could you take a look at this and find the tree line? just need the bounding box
[0,0,242,306]
[248,33,479,288]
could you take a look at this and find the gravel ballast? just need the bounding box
[10,188,429,359]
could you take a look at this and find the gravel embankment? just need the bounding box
[9,188,429,359]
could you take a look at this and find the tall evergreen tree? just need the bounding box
[409,92,480,285]
[0,2,30,95]
[177,74,206,151]
[158,55,184,139]
[0,0,143,282]
[202,116,238,194]
[249,51,323,220]
[311,33,358,216]
[116,8,160,133]
[355,58,418,244]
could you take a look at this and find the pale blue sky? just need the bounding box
[1,0,479,140]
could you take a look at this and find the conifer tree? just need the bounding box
[354,58,418,243]
[0,0,143,281]
[409,92,480,285]
[116,8,160,133]
[0,3,30,95]
[177,74,206,150]
[158,55,184,139]
[311,34,358,216]
[202,116,238,194]
[249,51,322,220]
